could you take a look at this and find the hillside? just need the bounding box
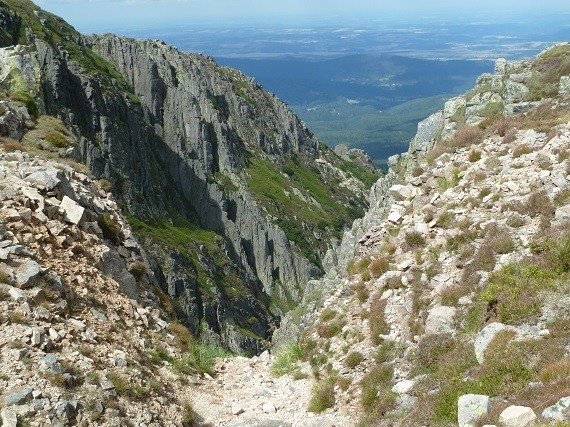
[268,43,570,427]
[0,0,379,354]
[0,1,569,426]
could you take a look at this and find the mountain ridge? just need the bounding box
[0,0,378,354]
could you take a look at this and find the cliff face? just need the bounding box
[0,0,376,352]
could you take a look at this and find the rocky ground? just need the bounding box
[1,24,569,427]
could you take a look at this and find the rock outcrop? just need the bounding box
[270,44,570,426]
[0,0,376,352]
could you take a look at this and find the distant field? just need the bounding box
[218,55,493,166]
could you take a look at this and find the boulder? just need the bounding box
[0,407,17,427]
[458,394,490,427]
[60,195,85,224]
[474,322,516,363]
[389,184,413,201]
[15,259,40,289]
[25,168,61,190]
[542,396,570,422]
[499,406,536,427]
[4,386,33,406]
[425,306,457,335]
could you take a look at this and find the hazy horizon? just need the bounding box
[35,0,570,34]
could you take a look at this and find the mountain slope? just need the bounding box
[268,43,570,426]
[0,0,379,353]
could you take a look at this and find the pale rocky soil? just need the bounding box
[189,353,351,427]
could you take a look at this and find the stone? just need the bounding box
[43,354,65,373]
[4,386,33,406]
[60,195,85,224]
[458,394,490,427]
[68,318,87,331]
[31,327,43,345]
[262,401,277,414]
[15,259,40,288]
[0,407,17,427]
[25,168,61,190]
[542,396,570,422]
[6,286,25,301]
[499,406,536,427]
[389,184,413,201]
[231,404,245,415]
[559,75,570,94]
[474,322,515,363]
[387,210,403,224]
[425,306,457,335]
[100,377,115,390]
[392,379,415,395]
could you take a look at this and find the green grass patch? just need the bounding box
[270,343,302,377]
[480,263,557,324]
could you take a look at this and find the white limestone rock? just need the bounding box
[458,394,490,427]
[542,396,570,422]
[474,322,516,364]
[425,306,457,335]
[60,195,85,225]
[499,405,536,427]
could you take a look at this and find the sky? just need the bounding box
[34,0,570,33]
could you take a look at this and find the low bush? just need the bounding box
[369,256,391,277]
[404,230,426,248]
[345,351,364,369]
[308,377,335,413]
[526,189,555,218]
[480,263,557,324]
[270,343,302,377]
[360,363,395,416]
[369,293,389,345]
[1,137,25,152]
[44,131,69,148]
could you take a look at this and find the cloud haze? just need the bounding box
[35,0,570,32]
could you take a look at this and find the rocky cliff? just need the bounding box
[0,0,378,353]
[267,43,570,427]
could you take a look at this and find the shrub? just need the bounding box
[506,213,525,228]
[97,213,121,243]
[320,307,337,322]
[468,150,481,162]
[11,91,38,119]
[485,224,515,254]
[404,230,426,248]
[316,318,346,338]
[435,210,454,228]
[44,131,69,148]
[360,363,395,415]
[1,137,25,152]
[167,321,194,351]
[345,351,364,369]
[369,256,391,277]
[351,281,369,302]
[512,143,534,158]
[470,244,496,272]
[439,284,468,307]
[369,293,389,345]
[270,343,302,377]
[182,402,196,426]
[99,178,112,192]
[526,189,555,218]
[128,261,147,281]
[414,334,456,374]
[308,377,335,413]
[480,263,556,324]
